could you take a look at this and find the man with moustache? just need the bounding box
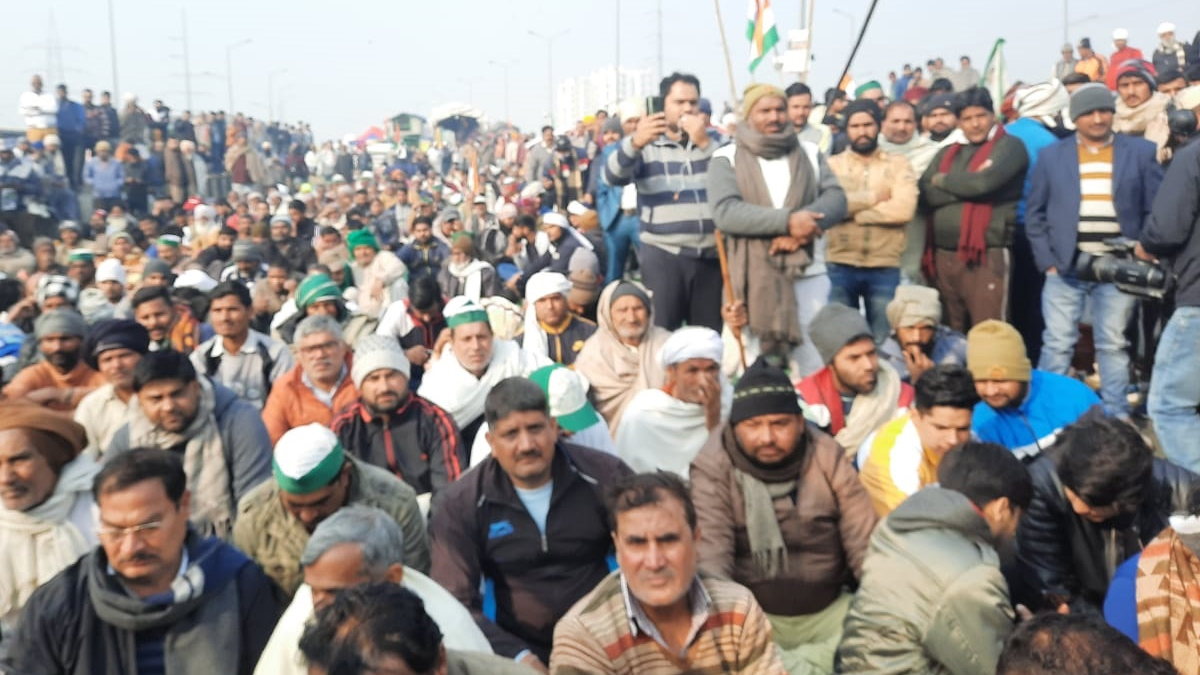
[880,100,940,284]
[920,93,960,146]
[332,334,465,507]
[262,315,358,445]
[691,357,876,674]
[826,100,919,341]
[2,310,104,412]
[191,282,293,411]
[430,378,632,672]
[879,285,968,384]
[232,423,429,599]
[73,319,150,458]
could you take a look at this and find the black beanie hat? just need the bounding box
[730,356,802,426]
[844,99,882,125]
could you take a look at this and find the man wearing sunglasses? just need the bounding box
[4,447,282,675]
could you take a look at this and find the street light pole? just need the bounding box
[181,8,192,111]
[106,0,119,96]
[225,38,252,114]
[488,60,513,123]
[268,68,287,121]
[528,29,568,129]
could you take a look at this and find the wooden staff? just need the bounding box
[714,230,748,371]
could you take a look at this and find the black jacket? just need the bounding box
[1013,454,1198,610]
[429,442,632,662]
[1142,140,1200,307]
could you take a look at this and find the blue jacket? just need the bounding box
[972,370,1102,460]
[1103,553,1139,643]
[1025,133,1164,273]
[1005,118,1058,224]
[56,99,87,138]
[594,143,625,231]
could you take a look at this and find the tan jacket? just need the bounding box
[690,423,877,617]
[825,148,918,268]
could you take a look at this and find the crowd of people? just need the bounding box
[2,14,1200,675]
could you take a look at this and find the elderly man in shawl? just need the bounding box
[690,357,876,675]
[707,83,847,374]
[346,228,407,320]
[417,296,548,447]
[615,326,731,476]
[574,280,672,433]
[518,271,596,367]
[0,403,96,650]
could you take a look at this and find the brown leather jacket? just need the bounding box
[690,421,878,616]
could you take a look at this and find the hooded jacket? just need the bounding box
[837,487,1015,675]
[5,530,281,675]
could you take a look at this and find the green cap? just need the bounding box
[529,364,600,433]
[346,228,379,252]
[296,274,342,310]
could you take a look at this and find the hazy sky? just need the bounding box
[2,0,1196,141]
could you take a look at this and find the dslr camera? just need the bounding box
[1073,238,1168,299]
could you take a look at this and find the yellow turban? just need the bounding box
[741,83,786,119]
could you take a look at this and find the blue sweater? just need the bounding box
[83,158,125,199]
[1025,133,1163,273]
[972,370,1102,459]
[1103,553,1140,643]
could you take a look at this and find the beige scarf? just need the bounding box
[836,360,903,454]
[0,456,98,624]
[1114,92,1169,141]
[127,378,234,539]
[725,123,817,357]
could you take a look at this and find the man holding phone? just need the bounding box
[605,72,723,331]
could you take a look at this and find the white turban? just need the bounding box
[522,272,574,360]
[1014,81,1069,128]
[95,258,127,286]
[659,326,724,367]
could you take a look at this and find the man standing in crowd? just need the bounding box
[879,285,968,384]
[857,365,979,515]
[232,423,429,599]
[74,319,149,457]
[519,271,596,367]
[552,473,788,674]
[0,403,95,642]
[4,448,281,675]
[825,100,919,341]
[1027,83,1162,418]
[615,326,728,476]
[1141,124,1200,473]
[331,334,465,505]
[131,285,204,354]
[708,83,846,371]
[262,315,358,445]
[691,357,876,675]
[1014,417,1197,611]
[787,82,825,147]
[418,297,545,447]
[1054,44,1078,81]
[575,281,672,431]
[192,281,293,411]
[879,100,939,283]
[838,442,1031,675]
[256,507,491,675]
[1152,22,1191,75]
[920,88,1029,331]
[18,74,56,142]
[106,350,272,539]
[54,84,86,189]
[605,72,722,331]
[967,320,1101,459]
[798,303,914,453]
[430,378,632,672]
[3,310,103,411]
[1106,29,1145,90]
[1075,38,1108,82]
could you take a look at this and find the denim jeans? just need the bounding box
[1149,306,1200,473]
[1038,272,1137,416]
[603,214,640,281]
[826,263,899,343]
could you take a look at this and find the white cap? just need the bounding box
[351,334,412,388]
[528,364,599,433]
[541,212,568,228]
[1158,22,1176,35]
[174,268,218,292]
[1112,28,1129,40]
[566,200,590,216]
[95,258,127,285]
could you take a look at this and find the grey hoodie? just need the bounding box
[837,487,1016,675]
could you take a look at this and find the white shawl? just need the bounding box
[446,259,492,303]
[615,386,731,477]
[0,455,99,630]
[417,337,547,428]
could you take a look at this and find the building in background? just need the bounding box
[555,66,654,130]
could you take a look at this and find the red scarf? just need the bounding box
[921,125,1006,279]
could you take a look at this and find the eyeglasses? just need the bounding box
[299,340,341,356]
[96,520,164,541]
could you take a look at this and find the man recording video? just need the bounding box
[1141,124,1200,474]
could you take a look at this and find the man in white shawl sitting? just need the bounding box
[418,296,549,447]
[517,271,596,367]
[616,327,731,476]
[0,402,98,648]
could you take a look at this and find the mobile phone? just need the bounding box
[645,96,664,115]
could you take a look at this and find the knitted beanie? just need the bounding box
[1069,83,1117,121]
[730,356,802,426]
[808,304,874,364]
[966,320,1032,382]
[351,334,411,388]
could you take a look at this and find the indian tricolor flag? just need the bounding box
[746,0,779,73]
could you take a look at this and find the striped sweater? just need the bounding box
[1077,143,1120,254]
[604,134,717,256]
[550,572,786,675]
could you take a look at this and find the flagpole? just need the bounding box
[713,0,740,112]
[803,0,816,84]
